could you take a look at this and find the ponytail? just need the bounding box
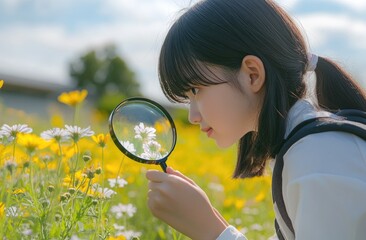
[315,56,366,111]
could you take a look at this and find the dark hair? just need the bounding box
[158,0,366,178]
[315,57,366,111]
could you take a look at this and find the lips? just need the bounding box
[201,127,213,137]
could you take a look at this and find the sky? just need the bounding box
[0,0,365,102]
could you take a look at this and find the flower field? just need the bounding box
[0,85,275,239]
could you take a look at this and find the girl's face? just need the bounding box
[185,65,264,148]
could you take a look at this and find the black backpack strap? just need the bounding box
[336,109,366,124]
[272,117,366,239]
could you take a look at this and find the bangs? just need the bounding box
[158,19,229,103]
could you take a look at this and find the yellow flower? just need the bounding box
[63,170,85,187]
[108,236,126,240]
[63,170,99,192]
[51,114,64,128]
[58,89,88,107]
[154,120,169,133]
[254,191,266,203]
[0,80,4,89]
[18,133,48,154]
[92,133,110,148]
[0,202,4,217]
[13,188,26,195]
[234,199,246,209]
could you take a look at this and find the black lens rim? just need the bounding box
[109,97,177,165]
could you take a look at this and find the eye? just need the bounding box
[191,88,199,95]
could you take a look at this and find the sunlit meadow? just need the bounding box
[0,81,275,240]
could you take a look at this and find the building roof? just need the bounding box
[0,73,72,95]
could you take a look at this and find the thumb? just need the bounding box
[166,166,197,186]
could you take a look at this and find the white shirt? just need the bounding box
[217,100,366,240]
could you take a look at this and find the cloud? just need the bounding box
[0,17,174,97]
[0,0,204,99]
[0,0,96,14]
[101,0,178,20]
[0,0,23,11]
[324,0,366,12]
[1,0,365,99]
[297,11,366,86]
[275,0,300,10]
[0,24,72,83]
[298,13,366,50]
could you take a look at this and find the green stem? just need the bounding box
[115,154,126,180]
[84,178,92,195]
[101,147,105,188]
[57,141,63,177]
[71,142,79,187]
[0,143,11,238]
[73,104,80,126]
[12,137,17,160]
[2,170,15,238]
[60,192,92,239]
[97,147,105,238]
[0,167,8,203]
[28,155,35,196]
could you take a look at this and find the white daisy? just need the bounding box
[102,188,117,198]
[21,224,32,236]
[41,128,69,142]
[6,206,21,217]
[5,159,17,173]
[92,184,116,198]
[140,152,162,160]
[134,122,156,142]
[121,141,136,153]
[116,230,142,239]
[113,224,142,240]
[143,140,161,153]
[140,140,162,160]
[208,182,224,192]
[110,203,137,219]
[64,125,94,142]
[0,124,32,138]
[0,134,14,145]
[113,223,125,231]
[108,177,128,188]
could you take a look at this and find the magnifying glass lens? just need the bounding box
[109,98,176,171]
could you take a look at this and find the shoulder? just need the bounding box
[283,130,366,183]
[279,129,366,239]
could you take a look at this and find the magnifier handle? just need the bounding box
[160,162,167,173]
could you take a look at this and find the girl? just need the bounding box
[146,0,366,239]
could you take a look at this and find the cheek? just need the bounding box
[207,105,247,147]
[215,115,247,148]
[214,96,259,146]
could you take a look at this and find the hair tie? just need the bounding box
[307,53,318,72]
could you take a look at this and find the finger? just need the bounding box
[147,190,166,217]
[166,166,197,186]
[148,180,162,190]
[146,169,169,182]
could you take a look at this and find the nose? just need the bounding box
[188,101,201,124]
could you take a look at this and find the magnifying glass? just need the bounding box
[109,97,177,172]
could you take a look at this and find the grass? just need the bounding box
[0,92,275,240]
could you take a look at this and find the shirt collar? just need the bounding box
[269,99,335,169]
[284,99,335,138]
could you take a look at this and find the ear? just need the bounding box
[240,55,265,93]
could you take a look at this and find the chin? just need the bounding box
[215,139,236,149]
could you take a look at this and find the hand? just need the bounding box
[146,167,228,240]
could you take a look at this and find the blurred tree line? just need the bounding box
[69,44,190,124]
[69,44,141,115]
